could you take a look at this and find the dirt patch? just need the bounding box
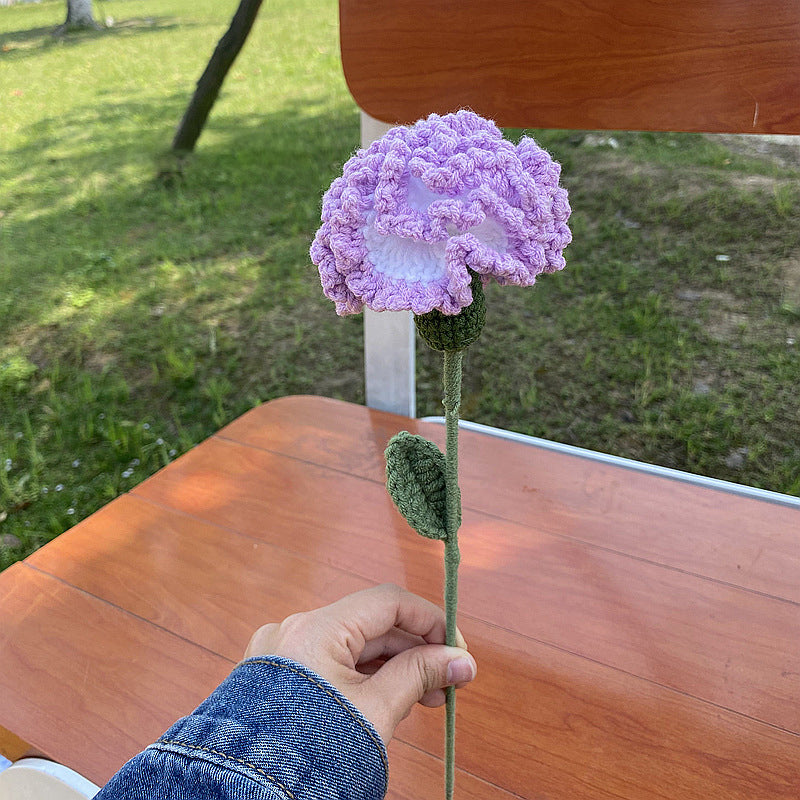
[705,308,750,341]
[675,288,750,341]
[781,253,800,310]
[86,350,117,372]
[727,173,782,192]
[710,134,800,169]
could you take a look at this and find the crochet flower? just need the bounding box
[310,110,571,316]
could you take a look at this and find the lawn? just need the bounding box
[1,0,799,569]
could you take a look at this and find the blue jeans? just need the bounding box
[94,657,388,799]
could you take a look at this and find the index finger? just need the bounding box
[322,584,447,646]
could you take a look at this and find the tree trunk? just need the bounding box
[64,0,100,29]
[171,0,264,153]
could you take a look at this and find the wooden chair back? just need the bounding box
[340,0,800,134]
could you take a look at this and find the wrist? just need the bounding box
[153,656,388,800]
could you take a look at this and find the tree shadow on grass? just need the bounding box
[0,94,368,570]
[0,16,193,61]
[1,93,363,405]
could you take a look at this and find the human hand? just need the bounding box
[243,583,477,743]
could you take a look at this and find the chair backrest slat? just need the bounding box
[340,0,800,134]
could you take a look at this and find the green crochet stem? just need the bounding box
[411,272,484,799]
[443,348,463,800]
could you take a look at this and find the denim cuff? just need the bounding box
[148,657,388,800]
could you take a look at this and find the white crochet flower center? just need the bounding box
[364,177,507,282]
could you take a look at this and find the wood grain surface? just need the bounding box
[397,618,800,799]
[0,724,42,764]
[0,564,232,784]
[29,489,800,733]
[339,0,800,134]
[26,493,372,661]
[0,563,512,796]
[2,396,799,797]
[219,396,800,603]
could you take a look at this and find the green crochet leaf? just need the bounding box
[385,431,451,540]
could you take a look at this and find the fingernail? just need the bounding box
[455,628,468,650]
[447,657,476,685]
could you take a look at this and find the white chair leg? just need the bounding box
[360,111,417,417]
[0,757,99,799]
[364,307,416,416]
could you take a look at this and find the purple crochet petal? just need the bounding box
[311,110,571,316]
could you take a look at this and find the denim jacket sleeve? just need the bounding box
[93,656,389,800]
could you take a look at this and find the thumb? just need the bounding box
[366,645,477,737]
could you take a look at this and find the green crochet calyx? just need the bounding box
[414,271,486,352]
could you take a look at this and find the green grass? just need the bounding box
[1,0,799,569]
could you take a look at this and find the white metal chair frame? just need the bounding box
[0,757,99,799]
[361,113,416,418]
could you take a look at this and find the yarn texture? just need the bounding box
[416,270,486,352]
[310,110,571,316]
[385,432,451,540]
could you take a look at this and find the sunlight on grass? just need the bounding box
[1,0,799,568]
[0,0,361,566]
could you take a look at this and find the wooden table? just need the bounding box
[0,395,798,797]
